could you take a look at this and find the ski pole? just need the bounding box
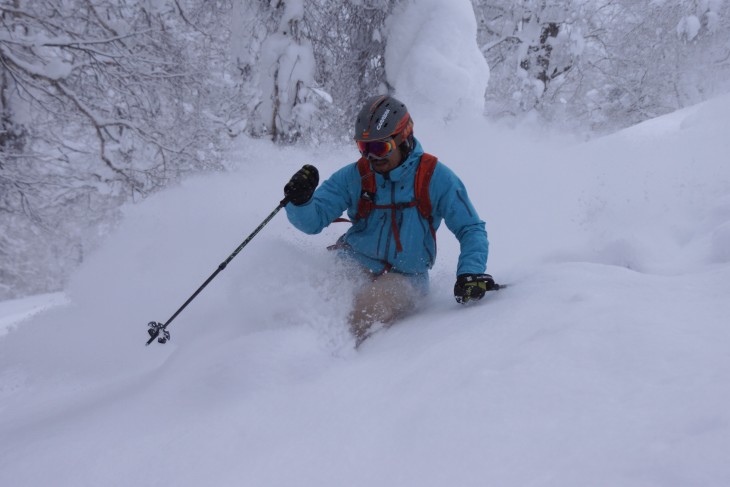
[146,199,289,346]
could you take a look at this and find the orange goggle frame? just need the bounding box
[356,138,398,159]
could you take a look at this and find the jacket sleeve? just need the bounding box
[431,163,489,276]
[285,164,356,234]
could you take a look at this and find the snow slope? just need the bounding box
[1,93,729,486]
[0,292,68,337]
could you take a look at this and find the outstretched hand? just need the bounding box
[283,165,319,206]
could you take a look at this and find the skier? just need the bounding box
[283,95,494,344]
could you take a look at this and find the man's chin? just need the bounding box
[370,159,391,173]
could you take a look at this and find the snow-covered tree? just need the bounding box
[0,0,234,298]
[386,0,489,121]
[232,0,392,143]
[474,1,577,120]
[240,1,318,142]
[474,0,730,132]
[307,0,392,139]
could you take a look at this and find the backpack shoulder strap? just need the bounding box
[415,153,438,247]
[415,153,438,222]
[356,157,376,220]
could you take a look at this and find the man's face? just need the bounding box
[356,133,406,174]
[370,147,402,174]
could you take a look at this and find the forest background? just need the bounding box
[2,0,729,299]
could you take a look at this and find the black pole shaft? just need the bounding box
[150,202,287,341]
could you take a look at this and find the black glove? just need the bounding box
[283,164,319,206]
[454,273,496,304]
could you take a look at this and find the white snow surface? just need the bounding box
[2,94,730,486]
[0,293,68,337]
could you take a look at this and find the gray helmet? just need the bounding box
[354,95,412,141]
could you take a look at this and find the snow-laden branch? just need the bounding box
[0,30,153,48]
[0,43,73,81]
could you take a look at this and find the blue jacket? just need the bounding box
[285,139,488,279]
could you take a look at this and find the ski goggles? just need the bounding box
[356,138,398,159]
